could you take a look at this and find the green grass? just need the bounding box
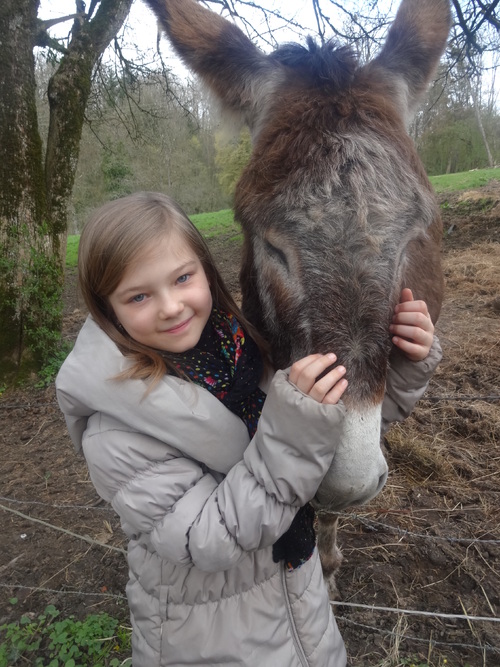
[189,208,238,238]
[66,167,500,266]
[429,167,500,193]
[66,235,79,268]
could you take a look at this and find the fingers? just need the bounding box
[390,313,434,362]
[391,336,430,361]
[289,353,348,405]
[391,290,435,361]
[317,369,348,405]
[399,287,414,304]
[394,296,429,318]
[390,323,433,344]
[391,310,434,334]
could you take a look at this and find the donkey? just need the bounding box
[143,0,450,588]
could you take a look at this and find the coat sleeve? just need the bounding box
[381,334,442,435]
[82,370,345,573]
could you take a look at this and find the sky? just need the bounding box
[38,0,323,75]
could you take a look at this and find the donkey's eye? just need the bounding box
[265,240,289,270]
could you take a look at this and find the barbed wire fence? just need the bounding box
[1,494,499,660]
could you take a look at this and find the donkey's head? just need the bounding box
[145,0,450,510]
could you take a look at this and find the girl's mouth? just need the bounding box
[164,316,193,334]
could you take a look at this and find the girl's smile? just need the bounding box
[108,232,213,354]
[162,315,195,336]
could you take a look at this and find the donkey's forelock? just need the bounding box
[270,38,358,90]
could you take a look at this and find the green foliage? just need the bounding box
[418,115,490,175]
[101,144,133,198]
[215,128,252,197]
[0,605,131,667]
[0,222,63,376]
[429,168,500,193]
[23,246,64,365]
[35,340,74,388]
[69,70,230,231]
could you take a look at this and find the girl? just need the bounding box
[56,192,441,667]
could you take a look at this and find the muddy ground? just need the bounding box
[1,181,499,666]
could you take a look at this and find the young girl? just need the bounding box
[56,192,441,667]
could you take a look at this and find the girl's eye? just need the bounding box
[132,294,146,303]
[177,274,190,284]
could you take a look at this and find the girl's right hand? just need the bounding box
[289,354,348,405]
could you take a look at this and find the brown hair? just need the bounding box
[78,191,269,387]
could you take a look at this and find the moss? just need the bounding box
[0,3,46,218]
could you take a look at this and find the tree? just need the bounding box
[215,129,252,198]
[66,66,229,228]
[450,0,500,63]
[0,0,132,378]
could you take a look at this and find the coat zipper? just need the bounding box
[280,563,309,667]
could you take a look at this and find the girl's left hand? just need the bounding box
[390,288,435,362]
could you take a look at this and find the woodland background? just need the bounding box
[38,3,500,234]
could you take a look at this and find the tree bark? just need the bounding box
[0,0,132,379]
[472,82,495,168]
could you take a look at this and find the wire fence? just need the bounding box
[0,394,500,664]
[1,493,499,659]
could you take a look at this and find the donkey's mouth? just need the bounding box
[313,403,388,511]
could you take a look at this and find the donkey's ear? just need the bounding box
[143,0,280,130]
[371,0,451,122]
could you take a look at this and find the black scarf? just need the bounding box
[172,308,316,571]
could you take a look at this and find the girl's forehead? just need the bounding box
[132,230,197,264]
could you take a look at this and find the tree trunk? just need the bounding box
[471,76,495,169]
[0,0,132,379]
[45,0,134,256]
[0,0,48,375]
[474,100,495,169]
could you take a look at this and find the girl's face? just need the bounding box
[108,231,213,354]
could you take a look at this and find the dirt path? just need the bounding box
[1,183,499,666]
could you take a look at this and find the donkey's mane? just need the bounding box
[270,38,358,89]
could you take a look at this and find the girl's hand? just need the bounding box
[390,288,435,362]
[289,354,347,405]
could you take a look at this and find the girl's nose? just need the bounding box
[158,293,183,319]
